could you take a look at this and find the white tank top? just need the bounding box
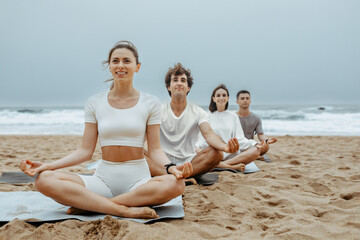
[84,90,161,147]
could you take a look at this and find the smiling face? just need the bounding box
[212,88,229,112]
[108,48,141,82]
[167,73,191,98]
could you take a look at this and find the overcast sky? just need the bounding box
[1,0,359,107]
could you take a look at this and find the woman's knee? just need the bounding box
[35,170,57,191]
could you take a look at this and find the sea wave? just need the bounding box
[0,105,359,135]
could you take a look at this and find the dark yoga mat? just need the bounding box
[194,173,219,186]
[0,172,37,184]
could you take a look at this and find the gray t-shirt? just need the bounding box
[238,112,264,140]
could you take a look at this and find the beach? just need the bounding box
[0,135,359,239]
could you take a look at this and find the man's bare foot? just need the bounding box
[185,178,198,186]
[217,162,245,172]
[233,163,245,172]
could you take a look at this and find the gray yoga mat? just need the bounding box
[0,191,184,224]
[0,172,37,184]
[260,154,271,163]
[189,173,218,186]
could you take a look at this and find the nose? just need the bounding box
[118,61,125,68]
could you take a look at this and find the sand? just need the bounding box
[0,135,359,239]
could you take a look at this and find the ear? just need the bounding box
[135,63,141,73]
[212,96,216,102]
[236,98,239,104]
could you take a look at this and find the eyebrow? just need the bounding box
[172,76,187,79]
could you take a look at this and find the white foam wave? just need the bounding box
[1,106,359,135]
[0,109,83,125]
[264,112,360,136]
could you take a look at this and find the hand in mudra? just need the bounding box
[19,159,49,177]
[224,138,239,153]
[169,162,193,179]
[258,138,277,156]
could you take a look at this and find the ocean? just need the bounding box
[0,104,359,136]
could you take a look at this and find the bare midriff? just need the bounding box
[101,146,144,162]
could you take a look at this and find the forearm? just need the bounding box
[148,148,172,170]
[205,133,227,151]
[257,134,268,142]
[47,148,93,170]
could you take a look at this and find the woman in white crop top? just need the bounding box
[196,84,268,171]
[19,41,193,219]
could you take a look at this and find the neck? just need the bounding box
[237,107,250,117]
[170,95,187,116]
[111,80,137,97]
[216,105,226,112]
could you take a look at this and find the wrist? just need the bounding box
[168,165,177,174]
[46,163,55,170]
[164,163,176,174]
[223,143,228,152]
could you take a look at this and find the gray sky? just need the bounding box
[1,0,359,107]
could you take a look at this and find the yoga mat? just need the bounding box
[0,191,184,224]
[193,173,219,186]
[0,172,91,184]
[262,154,271,163]
[0,172,37,184]
[212,161,261,174]
[86,160,100,170]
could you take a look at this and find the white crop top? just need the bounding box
[84,90,161,147]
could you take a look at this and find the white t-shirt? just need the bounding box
[196,110,257,158]
[84,90,161,147]
[160,102,209,159]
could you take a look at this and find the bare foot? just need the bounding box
[123,206,159,219]
[234,163,245,172]
[67,205,158,219]
[185,178,198,186]
[67,207,93,215]
[217,162,245,172]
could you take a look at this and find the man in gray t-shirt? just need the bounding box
[236,90,277,156]
[239,112,264,140]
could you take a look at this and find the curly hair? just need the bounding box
[164,63,193,96]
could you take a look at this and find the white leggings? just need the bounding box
[79,158,151,198]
